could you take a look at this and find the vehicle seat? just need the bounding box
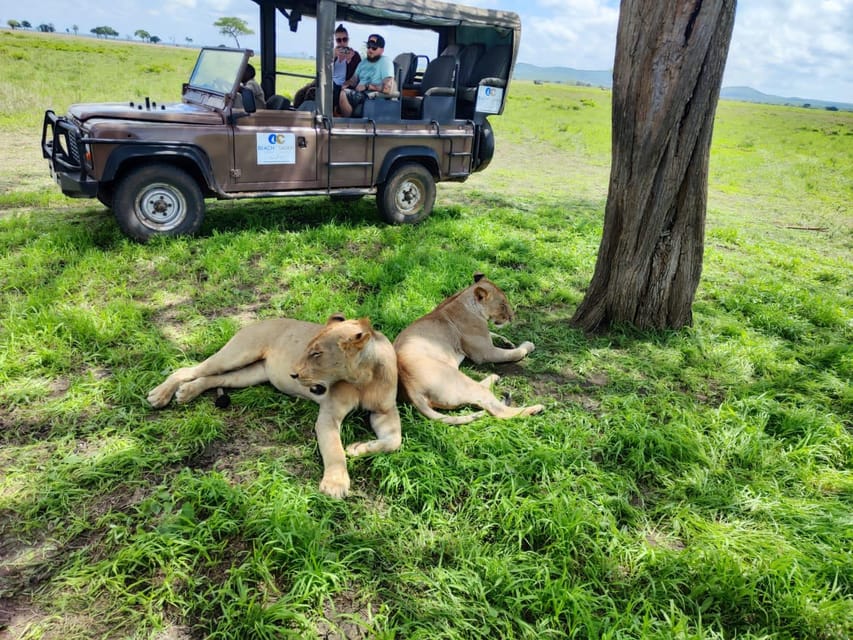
[402,54,457,121]
[266,94,291,110]
[297,100,316,112]
[394,52,417,89]
[363,66,403,122]
[457,44,511,118]
[455,43,485,87]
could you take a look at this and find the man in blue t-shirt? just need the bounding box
[339,33,395,117]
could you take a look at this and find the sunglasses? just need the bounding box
[366,43,381,50]
[335,37,348,43]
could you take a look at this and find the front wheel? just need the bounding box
[376,163,435,225]
[113,164,204,242]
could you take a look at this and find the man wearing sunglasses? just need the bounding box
[339,34,395,117]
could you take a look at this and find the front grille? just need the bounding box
[67,130,82,164]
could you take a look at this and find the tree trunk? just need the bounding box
[571,0,737,331]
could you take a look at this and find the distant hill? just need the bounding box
[513,63,853,111]
[719,86,852,111]
[513,63,611,88]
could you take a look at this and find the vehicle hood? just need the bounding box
[68,101,225,125]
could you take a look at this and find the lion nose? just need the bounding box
[290,373,299,379]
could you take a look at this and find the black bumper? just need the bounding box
[41,110,98,198]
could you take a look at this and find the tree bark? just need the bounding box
[571,0,737,331]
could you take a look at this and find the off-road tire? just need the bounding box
[96,184,114,209]
[113,164,204,242]
[377,162,435,225]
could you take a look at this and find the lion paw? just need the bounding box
[519,341,535,355]
[346,441,372,457]
[147,384,173,408]
[319,469,351,498]
[523,404,545,416]
[174,381,203,404]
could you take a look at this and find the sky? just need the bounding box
[5,0,852,103]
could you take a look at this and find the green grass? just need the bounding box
[1,30,852,639]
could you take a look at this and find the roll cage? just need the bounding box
[250,0,521,120]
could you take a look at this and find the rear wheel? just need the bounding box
[377,162,435,225]
[113,164,204,242]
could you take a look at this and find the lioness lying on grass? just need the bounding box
[394,273,544,425]
[147,314,401,498]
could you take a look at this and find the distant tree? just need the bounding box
[802,103,811,109]
[21,20,32,29]
[134,29,151,42]
[91,26,119,39]
[825,106,838,111]
[7,19,21,29]
[150,35,161,44]
[185,36,193,45]
[572,0,736,331]
[37,23,55,32]
[72,24,79,35]
[214,16,253,47]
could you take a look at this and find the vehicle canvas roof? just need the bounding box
[250,0,521,31]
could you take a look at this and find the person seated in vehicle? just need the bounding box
[293,24,361,109]
[238,63,266,109]
[339,33,395,117]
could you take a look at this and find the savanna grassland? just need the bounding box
[1,30,851,640]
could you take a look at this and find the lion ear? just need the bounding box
[326,313,347,325]
[474,285,490,303]
[343,322,372,351]
[473,272,485,283]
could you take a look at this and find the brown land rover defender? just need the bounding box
[41,0,520,241]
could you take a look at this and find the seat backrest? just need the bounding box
[419,55,457,94]
[394,52,417,88]
[265,94,290,110]
[440,43,462,59]
[468,44,512,86]
[456,43,485,86]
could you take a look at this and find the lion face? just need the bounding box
[473,279,515,327]
[291,315,373,395]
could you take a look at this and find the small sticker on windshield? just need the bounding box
[256,133,296,165]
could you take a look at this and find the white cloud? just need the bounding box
[516,0,852,102]
[723,0,853,100]
[521,2,619,70]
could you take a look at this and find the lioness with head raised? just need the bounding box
[394,273,544,425]
[147,314,401,498]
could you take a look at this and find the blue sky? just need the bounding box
[5,0,852,103]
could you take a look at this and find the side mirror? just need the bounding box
[240,86,256,113]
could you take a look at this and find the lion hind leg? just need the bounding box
[429,372,543,421]
[174,361,269,404]
[407,391,487,425]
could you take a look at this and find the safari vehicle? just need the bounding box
[41,0,520,242]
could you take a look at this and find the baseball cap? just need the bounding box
[366,34,385,48]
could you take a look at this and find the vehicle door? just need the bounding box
[228,109,322,191]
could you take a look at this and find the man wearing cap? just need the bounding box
[339,33,395,117]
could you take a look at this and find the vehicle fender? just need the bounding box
[101,144,217,190]
[376,146,440,184]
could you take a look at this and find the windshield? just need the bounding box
[188,49,245,94]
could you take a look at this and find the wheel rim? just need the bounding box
[394,177,424,215]
[134,182,187,230]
